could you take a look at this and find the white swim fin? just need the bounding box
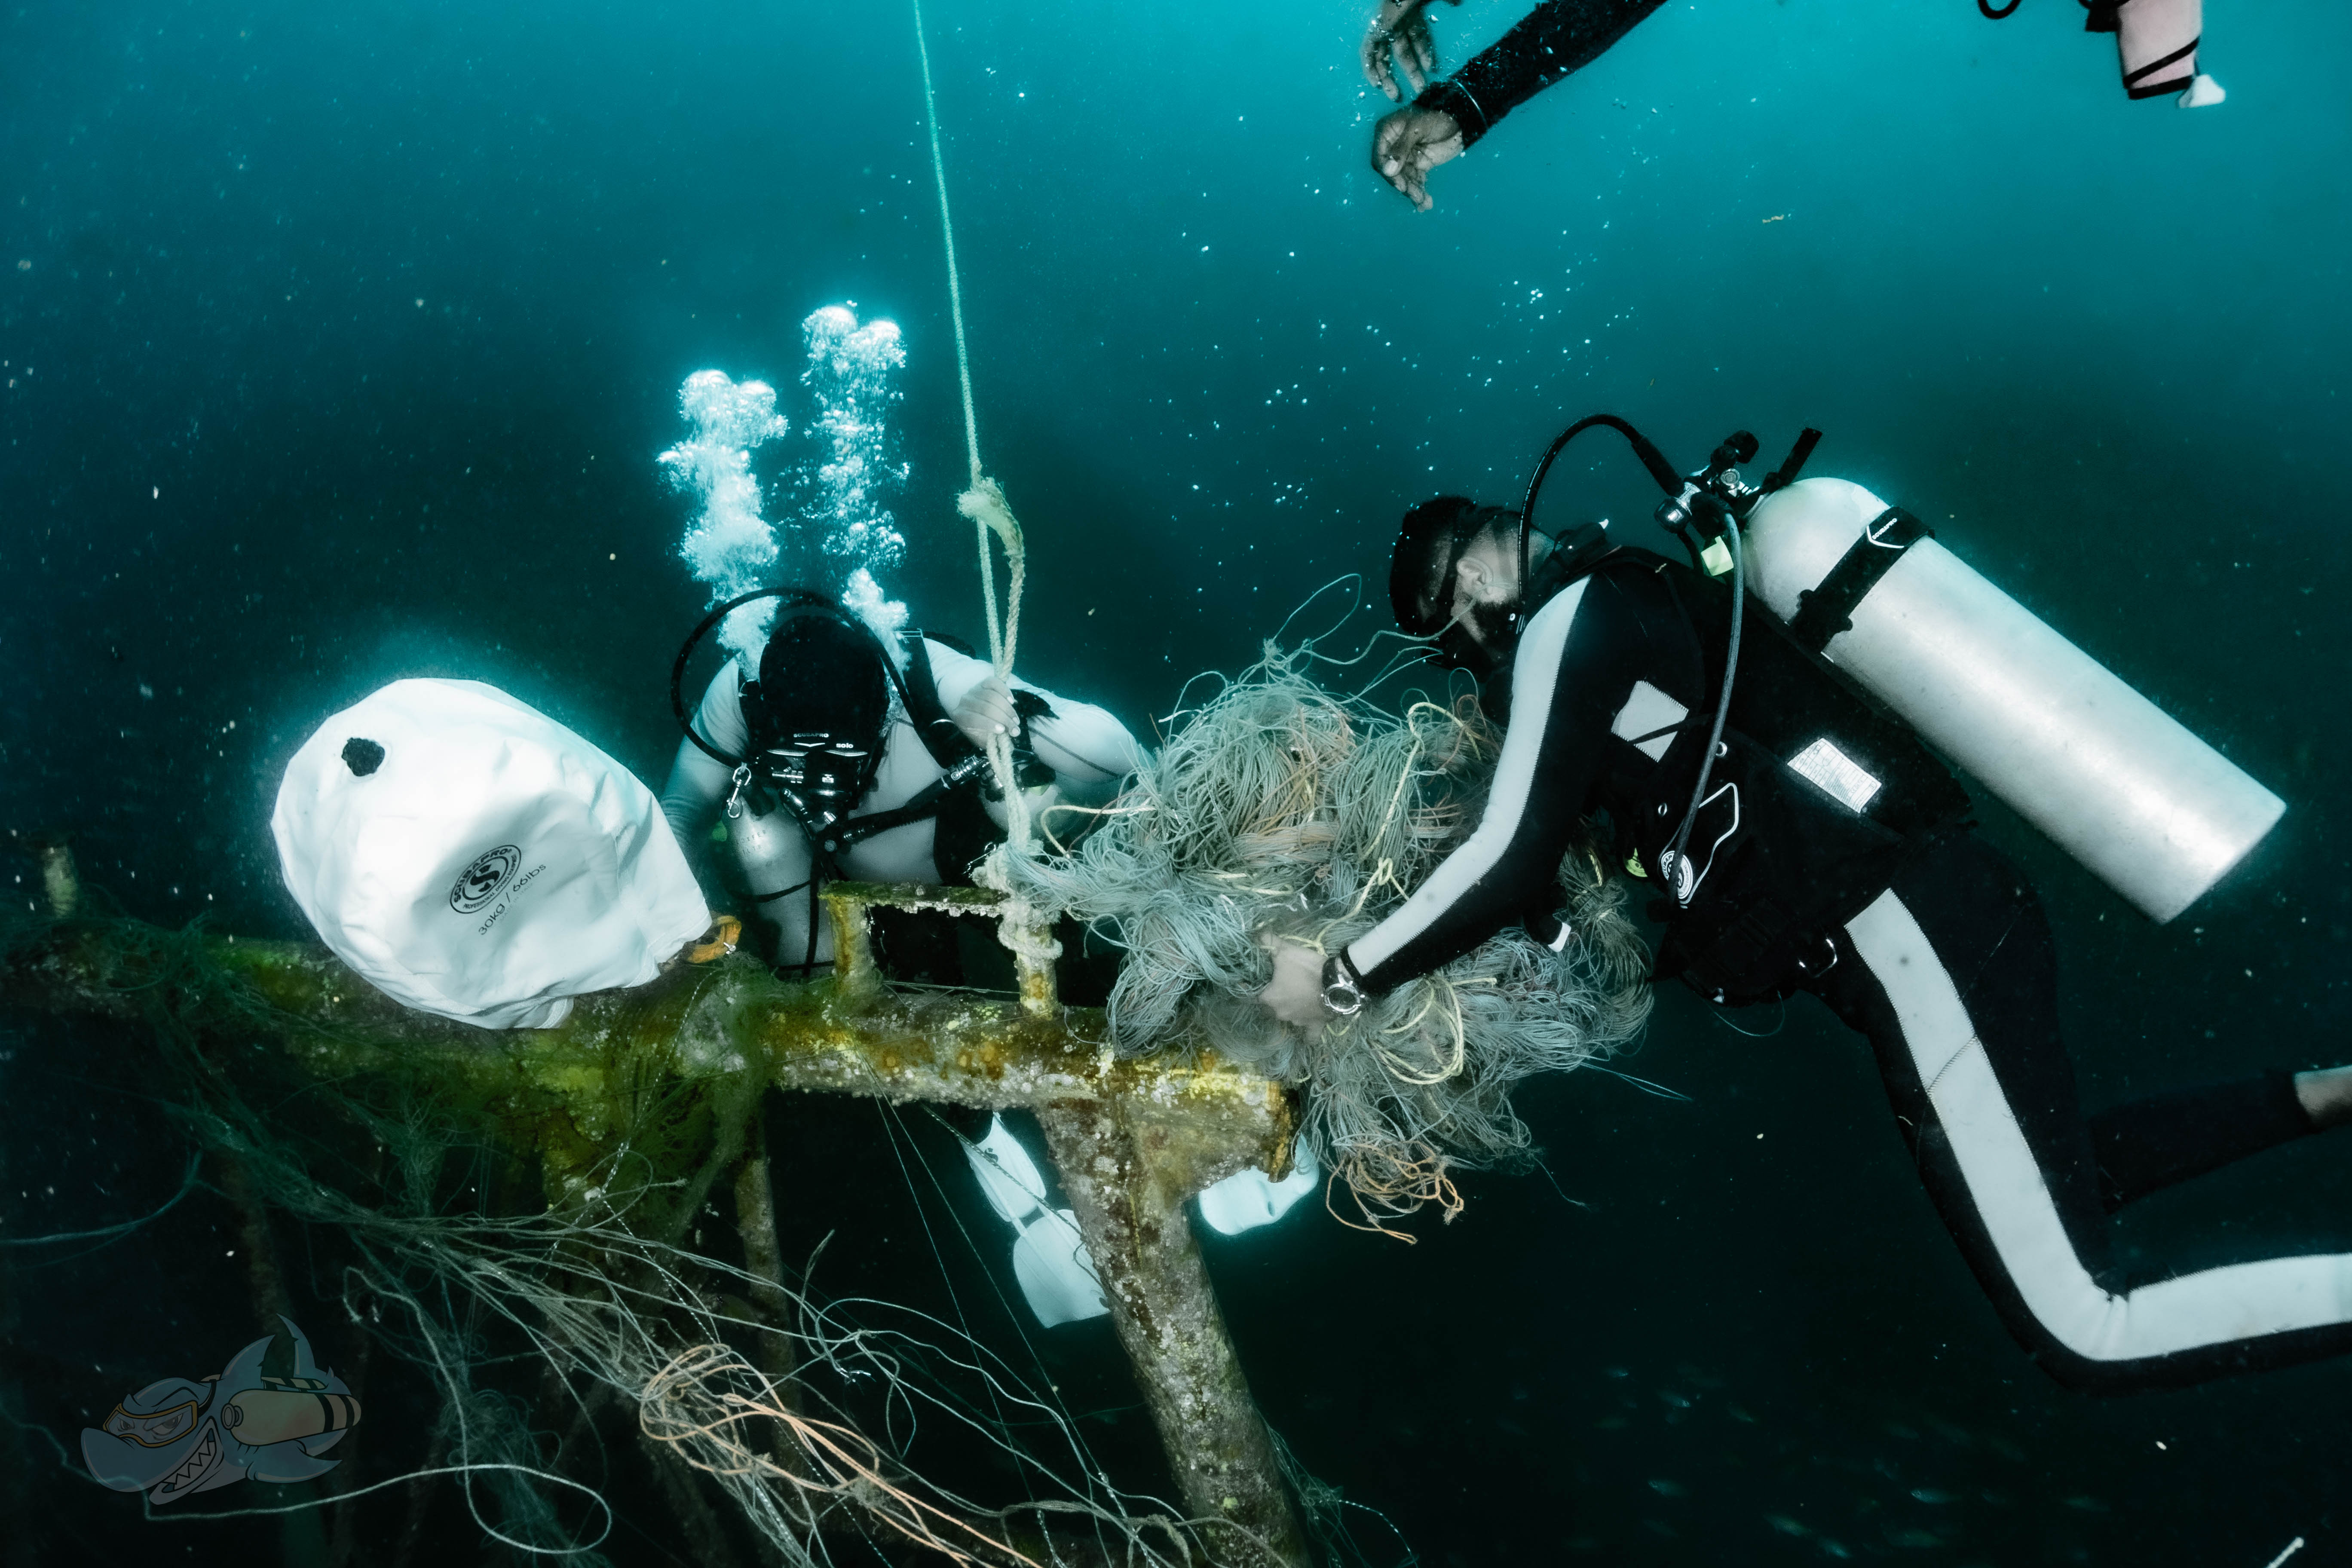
[1196,1144,1321,1237]
[2179,73,2225,107]
[963,1116,1108,1326]
[966,1115,1051,1225]
[1009,1207,1108,1327]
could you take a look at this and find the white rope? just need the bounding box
[910,0,1020,682]
[910,0,980,494]
[958,479,1024,680]
[911,0,1037,858]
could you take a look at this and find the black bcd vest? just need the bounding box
[1527,545,1973,1005]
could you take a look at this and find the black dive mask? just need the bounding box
[734,602,894,832]
[760,731,878,833]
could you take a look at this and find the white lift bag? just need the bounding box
[272,679,710,1028]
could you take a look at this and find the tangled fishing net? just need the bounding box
[0,899,1286,1567]
[1012,651,1653,1234]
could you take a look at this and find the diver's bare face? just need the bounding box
[1449,531,1520,652]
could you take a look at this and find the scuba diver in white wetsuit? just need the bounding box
[661,588,1141,978]
[664,588,1309,1320]
[1260,415,2352,1391]
[662,587,1154,1328]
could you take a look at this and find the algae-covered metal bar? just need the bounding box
[1,857,1310,1566]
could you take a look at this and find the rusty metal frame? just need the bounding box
[3,852,1311,1565]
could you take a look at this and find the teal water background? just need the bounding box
[5,0,2352,1562]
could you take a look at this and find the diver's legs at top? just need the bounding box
[1811,833,2352,1392]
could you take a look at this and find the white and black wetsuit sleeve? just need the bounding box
[659,662,752,853]
[1348,573,1669,993]
[1416,0,1669,148]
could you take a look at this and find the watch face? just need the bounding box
[1320,971,1364,1015]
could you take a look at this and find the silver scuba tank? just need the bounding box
[1740,477,2283,924]
[722,799,806,901]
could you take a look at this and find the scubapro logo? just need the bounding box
[449,845,522,914]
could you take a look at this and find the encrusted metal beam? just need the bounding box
[1038,1098,1306,1567]
[0,875,1310,1566]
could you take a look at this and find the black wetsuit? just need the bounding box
[1345,550,2349,1392]
[1415,0,1669,149]
[1409,0,2204,150]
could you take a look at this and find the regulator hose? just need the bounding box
[1660,519,1743,906]
[1515,414,1683,635]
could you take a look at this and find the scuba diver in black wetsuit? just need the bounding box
[1257,414,2352,1392]
[660,589,1140,977]
[1360,0,2225,211]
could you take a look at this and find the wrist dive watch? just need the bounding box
[1320,950,1366,1017]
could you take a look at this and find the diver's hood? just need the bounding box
[1430,524,1613,676]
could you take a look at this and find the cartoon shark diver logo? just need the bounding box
[448,843,522,914]
[81,1317,361,1504]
